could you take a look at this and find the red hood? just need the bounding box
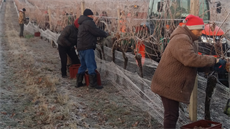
[74,18,79,28]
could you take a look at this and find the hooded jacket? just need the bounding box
[151,25,216,104]
[77,15,108,51]
[57,25,78,47]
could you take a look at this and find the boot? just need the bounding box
[89,74,103,89]
[75,74,85,88]
[62,73,68,78]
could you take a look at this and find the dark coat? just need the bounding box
[57,25,78,47]
[77,15,108,51]
[151,26,216,104]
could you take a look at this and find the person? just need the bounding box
[119,11,127,33]
[96,11,111,31]
[44,11,50,30]
[151,15,227,129]
[76,9,109,89]
[68,12,75,25]
[57,18,80,78]
[18,8,26,37]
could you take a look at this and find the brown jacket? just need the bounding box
[151,26,216,104]
[18,11,25,24]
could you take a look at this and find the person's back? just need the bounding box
[57,19,80,78]
[151,15,228,129]
[57,25,78,47]
[152,25,216,104]
[77,14,107,51]
[18,11,25,24]
[76,9,108,89]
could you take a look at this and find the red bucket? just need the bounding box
[34,32,40,37]
[180,120,222,129]
[69,64,81,79]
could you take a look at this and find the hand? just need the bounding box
[226,61,230,72]
[213,58,226,73]
[107,32,111,36]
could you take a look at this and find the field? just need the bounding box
[0,0,163,128]
[1,0,230,129]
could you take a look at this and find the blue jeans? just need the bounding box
[78,49,97,75]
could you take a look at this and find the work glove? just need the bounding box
[213,58,226,73]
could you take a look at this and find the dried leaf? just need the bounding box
[132,121,139,127]
[56,115,64,120]
[36,112,44,116]
[39,78,42,83]
[1,112,7,115]
[37,120,42,124]
[50,106,55,111]
[10,113,15,118]
[77,94,83,97]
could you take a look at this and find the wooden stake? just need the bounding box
[117,8,120,33]
[189,76,198,122]
[190,0,200,16]
[48,7,52,30]
[188,0,200,122]
[81,1,85,15]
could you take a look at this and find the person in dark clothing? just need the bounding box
[57,18,80,78]
[76,9,109,89]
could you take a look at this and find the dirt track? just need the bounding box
[0,0,162,129]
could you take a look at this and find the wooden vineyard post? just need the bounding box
[81,0,85,15]
[189,76,198,121]
[117,8,120,33]
[190,0,199,16]
[189,0,199,122]
[48,6,52,31]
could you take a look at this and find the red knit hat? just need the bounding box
[184,15,204,30]
[74,18,79,28]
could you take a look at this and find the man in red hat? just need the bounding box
[57,18,80,78]
[151,14,227,129]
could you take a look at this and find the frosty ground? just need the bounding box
[0,1,162,129]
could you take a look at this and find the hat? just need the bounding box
[83,9,93,16]
[184,15,204,30]
[74,18,79,28]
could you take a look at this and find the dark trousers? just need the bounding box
[161,96,179,129]
[19,24,24,36]
[77,49,97,75]
[58,44,80,76]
